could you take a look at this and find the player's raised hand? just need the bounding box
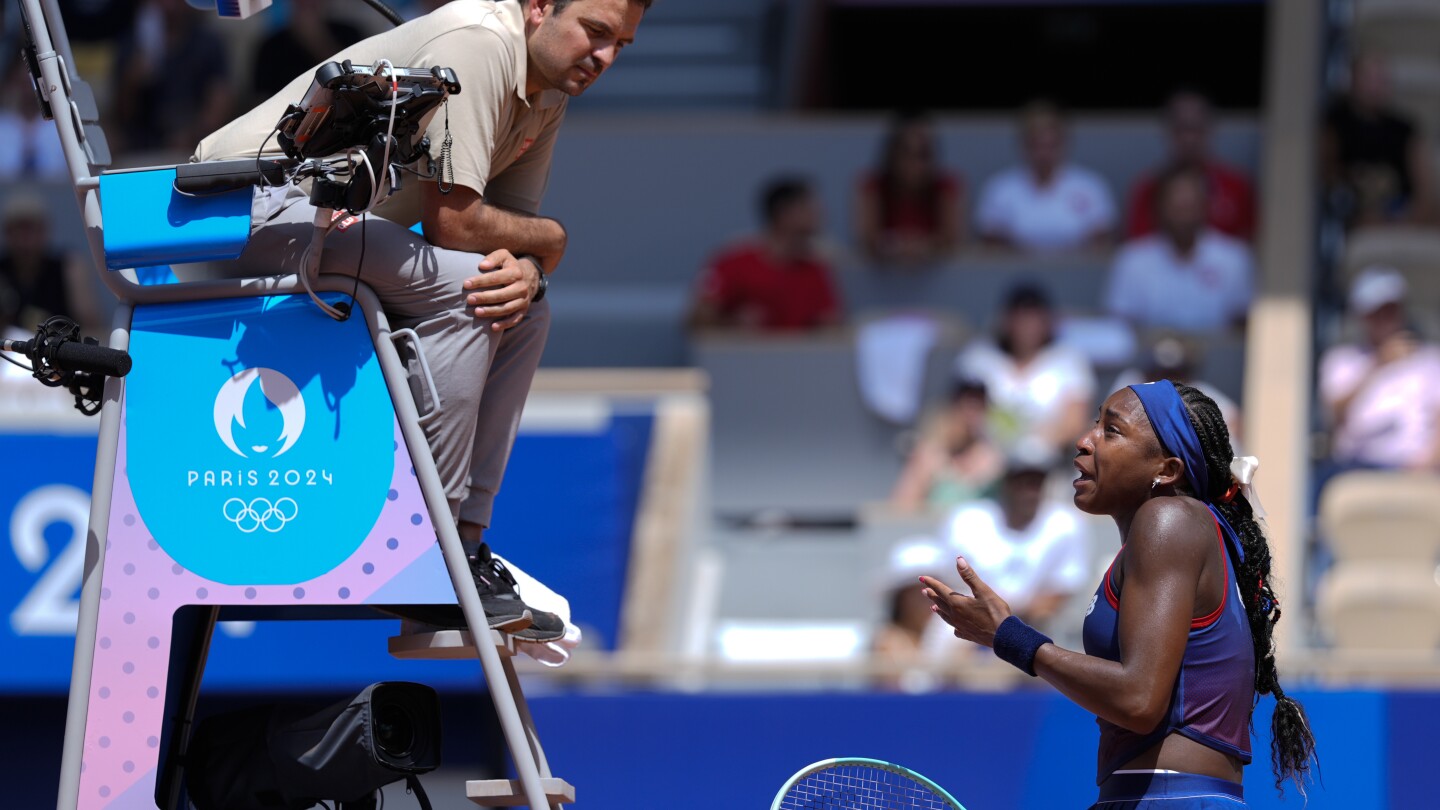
[919,556,1013,648]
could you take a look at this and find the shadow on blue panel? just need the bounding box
[484,413,653,652]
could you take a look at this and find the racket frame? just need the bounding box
[770,756,967,810]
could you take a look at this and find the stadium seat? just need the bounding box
[1387,56,1440,138]
[1316,560,1440,650]
[1318,471,1440,562]
[1354,0,1440,61]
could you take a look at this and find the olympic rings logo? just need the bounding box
[222,497,299,533]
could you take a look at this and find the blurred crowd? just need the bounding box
[680,91,1264,687]
[684,44,1440,677]
[1,1,1437,674]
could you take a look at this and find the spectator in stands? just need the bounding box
[689,176,842,332]
[891,379,1004,514]
[956,283,1096,453]
[940,437,1090,632]
[872,540,968,692]
[1322,54,1436,228]
[111,0,233,154]
[976,101,1116,253]
[855,111,965,268]
[0,194,102,336]
[1109,335,1244,447]
[1104,164,1253,333]
[252,0,365,102]
[1127,90,1256,241]
[0,69,68,180]
[1319,267,1440,471]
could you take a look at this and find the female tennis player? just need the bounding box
[921,381,1316,808]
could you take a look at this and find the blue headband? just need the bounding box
[1128,380,1245,564]
[1129,381,1210,498]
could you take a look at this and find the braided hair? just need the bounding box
[1171,383,1318,794]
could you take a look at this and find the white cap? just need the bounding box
[1349,266,1407,315]
[1004,434,1056,474]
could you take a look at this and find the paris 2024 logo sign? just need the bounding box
[125,297,395,585]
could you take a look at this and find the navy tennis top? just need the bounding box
[1081,517,1256,783]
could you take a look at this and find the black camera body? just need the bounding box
[276,60,460,166]
[186,681,442,810]
[172,60,459,213]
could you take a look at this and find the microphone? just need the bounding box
[1,337,133,378]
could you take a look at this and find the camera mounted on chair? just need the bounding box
[176,59,461,214]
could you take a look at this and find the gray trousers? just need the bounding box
[236,194,549,528]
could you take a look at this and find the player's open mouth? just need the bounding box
[1073,460,1093,485]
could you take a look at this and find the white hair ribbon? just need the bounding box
[1229,455,1266,521]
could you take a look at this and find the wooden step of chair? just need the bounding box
[387,627,517,659]
[467,778,576,807]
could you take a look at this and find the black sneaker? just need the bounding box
[513,603,566,643]
[384,544,564,642]
[470,545,566,643]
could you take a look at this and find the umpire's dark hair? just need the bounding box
[760,176,813,226]
[1172,382,1319,795]
[551,0,654,14]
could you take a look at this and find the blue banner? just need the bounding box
[529,689,1385,809]
[0,412,651,692]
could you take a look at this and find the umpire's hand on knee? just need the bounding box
[464,250,543,332]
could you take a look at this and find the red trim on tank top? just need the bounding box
[1101,519,1229,626]
[1190,520,1230,629]
[1102,548,1122,609]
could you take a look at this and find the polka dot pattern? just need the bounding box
[79,420,447,806]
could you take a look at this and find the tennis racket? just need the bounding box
[771,757,967,810]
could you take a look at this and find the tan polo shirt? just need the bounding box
[194,0,566,223]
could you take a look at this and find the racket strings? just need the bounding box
[779,764,952,810]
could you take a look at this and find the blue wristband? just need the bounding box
[992,615,1052,676]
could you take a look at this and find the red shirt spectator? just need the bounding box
[1125,91,1257,240]
[859,172,963,244]
[855,111,966,267]
[690,177,842,332]
[1127,162,1255,240]
[695,242,840,331]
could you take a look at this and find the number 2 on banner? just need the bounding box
[10,484,90,635]
[8,486,256,639]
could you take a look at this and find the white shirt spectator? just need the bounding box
[976,164,1116,252]
[1319,343,1440,467]
[942,501,1089,612]
[1105,230,1254,332]
[956,340,1097,442]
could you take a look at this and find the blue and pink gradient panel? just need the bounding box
[76,294,455,809]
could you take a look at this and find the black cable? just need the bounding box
[1,351,33,372]
[255,122,283,188]
[355,0,406,27]
[347,211,368,317]
[322,210,367,323]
